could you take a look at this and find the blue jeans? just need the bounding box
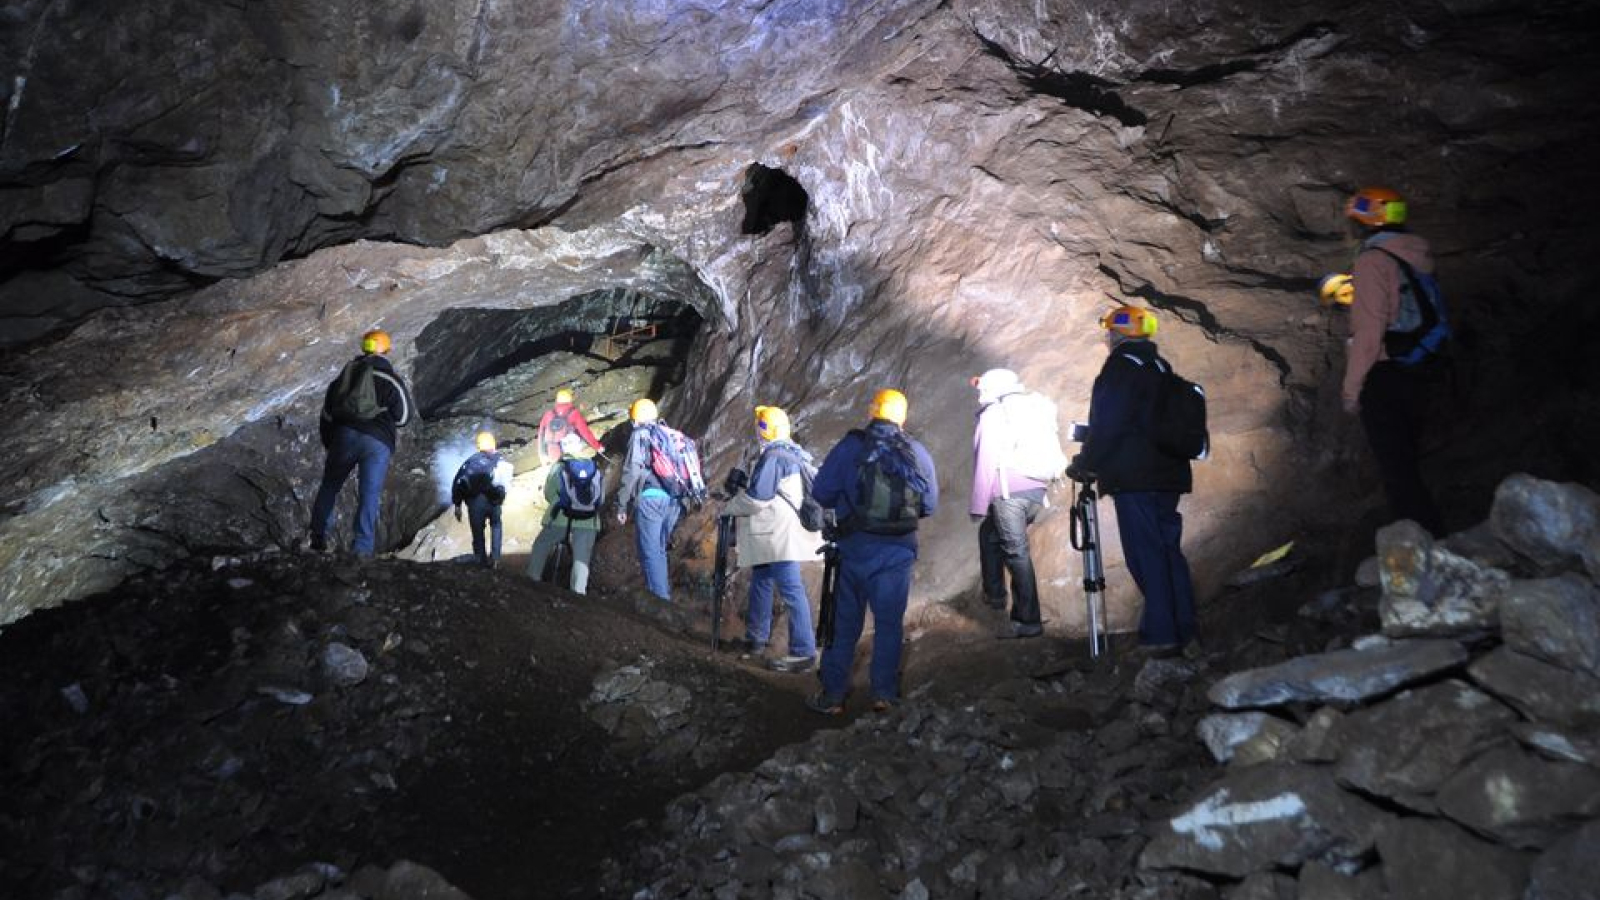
[819,538,915,702]
[747,561,816,657]
[634,491,681,600]
[466,494,503,567]
[311,426,393,556]
[1112,491,1197,646]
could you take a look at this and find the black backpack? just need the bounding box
[1126,354,1209,461]
[453,452,506,504]
[844,429,928,536]
[557,458,602,519]
[327,357,382,423]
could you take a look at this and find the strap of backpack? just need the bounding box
[1369,247,1440,333]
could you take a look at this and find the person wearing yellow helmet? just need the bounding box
[451,430,515,568]
[1339,185,1445,536]
[526,433,604,593]
[309,328,413,556]
[721,405,820,672]
[615,397,705,600]
[1068,304,1198,654]
[805,389,939,714]
[538,386,604,464]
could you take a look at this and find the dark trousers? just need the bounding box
[1360,362,1444,536]
[466,494,503,567]
[310,426,392,556]
[979,496,1043,625]
[1112,491,1197,647]
[818,539,916,703]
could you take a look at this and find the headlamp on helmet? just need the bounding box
[361,329,392,355]
[1099,305,1158,338]
[1346,187,1407,228]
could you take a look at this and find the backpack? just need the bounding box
[1149,358,1209,461]
[557,457,602,519]
[995,391,1071,481]
[645,422,707,502]
[1372,247,1451,365]
[769,444,825,532]
[454,452,507,504]
[327,357,383,423]
[844,429,929,536]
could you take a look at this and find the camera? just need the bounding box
[722,466,749,497]
[1069,421,1090,443]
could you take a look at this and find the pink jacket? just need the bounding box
[1343,232,1435,408]
[970,396,1049,516]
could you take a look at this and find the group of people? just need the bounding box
[306,185,1446,715]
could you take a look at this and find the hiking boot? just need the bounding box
[727,637,767,656]
[1141,642,1182,659]
[997,622,1044,640]
[768,654,815,674]
[805,692,844,716]
[871,697,901,713]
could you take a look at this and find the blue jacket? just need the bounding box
[813,420,939,550]
[1078,339,1192,495]
[746,440,812,501]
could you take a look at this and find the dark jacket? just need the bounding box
[1078,339,1192,495]
[812,420,939,551]
[319,353,413,450]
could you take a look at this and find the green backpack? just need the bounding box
[327,357,383,423]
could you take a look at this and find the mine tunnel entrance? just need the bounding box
[375,289,705,562]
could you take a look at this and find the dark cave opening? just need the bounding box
[739,163,809,235]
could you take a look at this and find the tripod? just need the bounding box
[1069,476,1112,661]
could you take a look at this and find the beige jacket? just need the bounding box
[1343,231,1435,408]
[724,471,824,567]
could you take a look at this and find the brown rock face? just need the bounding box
[3,1,1600,625]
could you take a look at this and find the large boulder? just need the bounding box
[1376,818,1531,900]
[1468,648,1600,729]
[1435,745,1600,850]
[1207,640,1468,709]
[1376,520,1508,638]
[1499,574,1600,679]
[1329,679,1517,813]
[1141,764,1391,879]
[1489,474,1600,581]
[1526,818,1600,900]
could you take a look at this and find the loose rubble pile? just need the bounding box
[606,473,1600,899]
[1143,473,1600,899]
[0,550,804,900]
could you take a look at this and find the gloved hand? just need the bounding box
[1065,454,1093,483]
[453,504,463,523]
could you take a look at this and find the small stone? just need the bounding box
[252,867,323,900]
[321,642,369,688]
[60,682,89,714]
[1377,520,1508,637]
[1510,722,1600,766]
[1196,713,1297,765]
[1285,707,1344,764]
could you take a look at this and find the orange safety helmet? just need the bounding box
[1345,187,1408,228]
[361,329,392,354]
[869,389,908,426]
[1100,305,1158,338]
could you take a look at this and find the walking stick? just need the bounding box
[816,518,840,650]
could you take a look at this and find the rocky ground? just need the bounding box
[3,474,1598,900]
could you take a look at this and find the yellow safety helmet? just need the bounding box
[361,329,392,354]
[1100,305,1158,338]
[1318,273,1355,307]
[475,431,497,452]
[869,389,908,426]
[555,388,574,405]
[755,405,791,442]
[630,398,659,423]
[1345,186,1407,228]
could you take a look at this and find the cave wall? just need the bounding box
[3,0,1599,628]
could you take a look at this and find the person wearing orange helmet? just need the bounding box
[1068,305,1198,655]
[806,389,939,714]
[537,387,604,464]
[1339,186,1445,536]
[309,329,413,557]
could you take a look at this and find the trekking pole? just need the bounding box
[1069,475,1112,661]
[816,517,840,650]
[710,464,749,651]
